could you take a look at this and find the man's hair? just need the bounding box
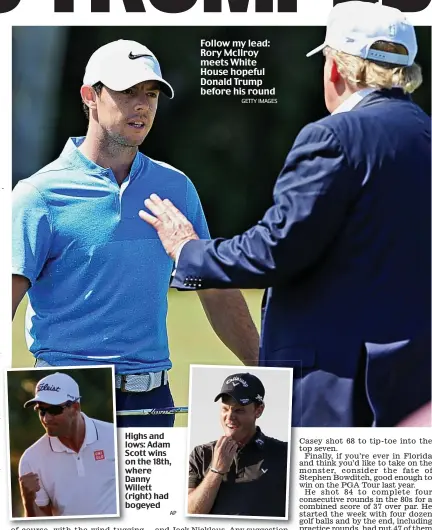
[82,81,104,119]
[325,41,423,94]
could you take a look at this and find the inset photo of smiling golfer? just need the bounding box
[186,365,293,519]
[6,366,119,520]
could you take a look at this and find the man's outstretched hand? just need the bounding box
[139,193,199,259]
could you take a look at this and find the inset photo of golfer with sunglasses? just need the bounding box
[6,366,119,519]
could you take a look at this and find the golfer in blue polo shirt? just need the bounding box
[12,39,259,427]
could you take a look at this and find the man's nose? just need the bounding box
[226,409,236,421]
[134,94,150,111]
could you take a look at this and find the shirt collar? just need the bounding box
[332,88,376,115]
[60,136,143,180]
[238,426,266,452]
[49,413,98,454]
[253,426,266,450]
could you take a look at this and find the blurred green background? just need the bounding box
[7,367,114,517]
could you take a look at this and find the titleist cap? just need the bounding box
[24,372,81,408]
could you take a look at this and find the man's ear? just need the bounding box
[329,59,340,84]
[71,401,81,412]
[255,403,265,419]
[81,85,99,113]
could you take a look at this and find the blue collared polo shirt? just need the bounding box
[12,137,210,374]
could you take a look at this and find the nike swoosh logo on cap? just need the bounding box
[129,52,153,60]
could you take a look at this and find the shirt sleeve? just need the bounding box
[12,181,53,285]
[188,446,204,489]
[19,452,50,507]
[186,179,211,239]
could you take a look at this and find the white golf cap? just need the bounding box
[306,1,417,67]
[83,39,174,98]
[24,372,81,408]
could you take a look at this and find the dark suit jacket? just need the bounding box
[172,89,431,427]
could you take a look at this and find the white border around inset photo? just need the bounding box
[185,364,293,521]
[5,364,120,521]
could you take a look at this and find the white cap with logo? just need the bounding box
[83,39,174,98]
[306,1,417,67]
[24,372,81,408]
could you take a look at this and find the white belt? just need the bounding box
[34,359,167,393]
[115,371,168,392]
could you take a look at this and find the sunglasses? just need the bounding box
[35,401,75,417]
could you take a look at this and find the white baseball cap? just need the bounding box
[24,372,81,408]
[306,1,417,67]
[83,39,174,98]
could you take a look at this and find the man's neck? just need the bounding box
[79,126,138,185]
[58,413,86,453]
[332,83,358,112]
[332,86,376,115]
[237,427,257,448]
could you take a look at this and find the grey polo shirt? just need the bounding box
[188,427,288,517]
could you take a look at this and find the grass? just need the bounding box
[12,289,263,427]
